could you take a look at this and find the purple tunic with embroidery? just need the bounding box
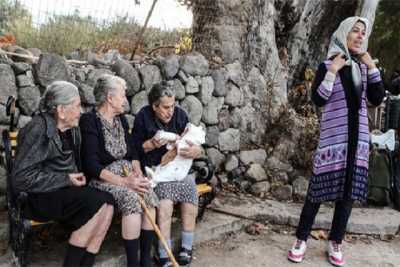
[307,60,384,203]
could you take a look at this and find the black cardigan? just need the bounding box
[79,110,138,180]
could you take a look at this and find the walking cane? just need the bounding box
[122,165,179,267]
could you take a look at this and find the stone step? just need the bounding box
[211,196,400,236]
[0,210,251,266]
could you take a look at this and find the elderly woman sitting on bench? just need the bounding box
[80,74,159,267]
[132,81,202,267]
[11,81,115,267]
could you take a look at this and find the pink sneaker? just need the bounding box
[327,240,345,266]
[288,239,307,263]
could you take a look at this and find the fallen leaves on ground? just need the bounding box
[245,223,266,235]
[310,230,328,240]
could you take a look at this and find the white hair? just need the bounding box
[94,74,126,106]
[40,81,79,113]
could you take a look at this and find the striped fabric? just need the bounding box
[308,60,382,203]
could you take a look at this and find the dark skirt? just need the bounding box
[154,174,198,205]
[23,186,115,231]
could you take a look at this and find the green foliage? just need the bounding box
[3,3,186,56]
[369,0,400,82]
[0,0,29,33]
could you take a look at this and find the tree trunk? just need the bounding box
[190,0,380,165]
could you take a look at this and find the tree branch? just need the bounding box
[130,0,158,60]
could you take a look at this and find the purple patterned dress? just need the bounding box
[307,60,384,203]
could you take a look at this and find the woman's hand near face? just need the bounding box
[69,172,86,187]
[359,52,376,69]
[329,53,347,74]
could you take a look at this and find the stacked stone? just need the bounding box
[0,51,310,206]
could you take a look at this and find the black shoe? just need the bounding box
[159,257,173,267]
[177,247,192,266]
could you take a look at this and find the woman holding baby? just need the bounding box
[132,81,202,267]
[79,74,158,267]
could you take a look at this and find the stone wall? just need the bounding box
[0,50,313,202]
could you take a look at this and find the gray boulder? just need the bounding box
[292,176,309,200]
[225,82,243,107]
[245,164,267,182]
[112,59,141,96]
[201,97,219,125]
[251,181,271,196]
[34,53,69,87]
[212,68,228,97]
[180,96,203,125]
[72,67,87,83]
[226,61,245,87]
[86,68,113,87]
[177,70,189,84]
[205,126,219,147]
[206,148,226,170]
[180,52,209,76]
[218,108,230,131]
[103,49,122,64]
[12,62,31,75]
[18,86,41,115]
[218,128,240,152]
[266,156,293,173]
[271,171,289,184]
[239,149,267,165]
[230,107,241,128]
[140,64,162,92]
[158,55,180,79]
[79,83,96,105]
[197,76,214,105]
[0,64,17,103]
[247,67,267,96]
[16,72,35,88]
[225,154,239,172]
[167,79,185,100]
[131,91,149,115]
[0,104,19,125]
[272,185,293,201]
[185,76,199,94]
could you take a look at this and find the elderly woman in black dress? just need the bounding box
[12,81,115,267]
[80,74,158,267]
[132,82,202,267]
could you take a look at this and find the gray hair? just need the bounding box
[148,81,175,106]
[94,74,126,106]
[40,81,79,113]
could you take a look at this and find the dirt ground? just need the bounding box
[191,226,400,267]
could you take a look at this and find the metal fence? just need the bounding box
[17,0,140,27]
[1,0,192,55]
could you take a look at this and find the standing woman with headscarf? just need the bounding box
[287,17,384,266]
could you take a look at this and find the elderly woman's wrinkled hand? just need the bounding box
[359,52,376,69]
[151,136,169,148]
[69,173,86,187]
[329,53,347,74]
[179,140,202,159]
[126,174,150,194]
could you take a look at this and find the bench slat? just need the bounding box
[196,184,212,195]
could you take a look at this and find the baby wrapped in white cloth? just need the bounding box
[145,123,205,187]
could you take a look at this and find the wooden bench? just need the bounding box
[1,96,218,266]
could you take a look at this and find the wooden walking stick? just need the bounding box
[122,165,179,267]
